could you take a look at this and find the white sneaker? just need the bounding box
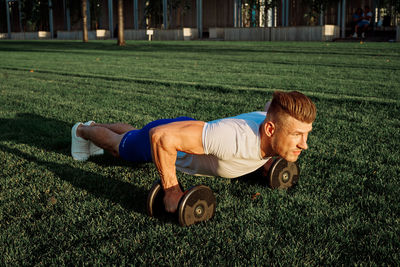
[352,33,358,38]
[84,121,104,156]
[71,122,90,161]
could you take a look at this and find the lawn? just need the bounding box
[0,40,399,265]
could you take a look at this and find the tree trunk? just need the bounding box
[81,0,88,42]
[117,0,126,46]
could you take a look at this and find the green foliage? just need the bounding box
[0,0,6,32]
[379,0,400,14]
[243,0,279,10]
[145,0,191,28]
[301,0,337,25]
[0,40,399,265]
[14,0,100,32]
[20,0,49,31]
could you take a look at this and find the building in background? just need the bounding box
[1,0,398,39]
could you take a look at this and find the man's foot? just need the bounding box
[84,121,104,156]
[352,33,358,38]
[71,122,90,161]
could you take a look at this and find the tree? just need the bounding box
[81,0,88,42]
[117,0,125,46]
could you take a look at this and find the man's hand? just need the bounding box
[164,185,184,213]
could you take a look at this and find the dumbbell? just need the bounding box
[146,180,216,226]
[267,158,300,189]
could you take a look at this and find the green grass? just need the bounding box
[0,40,399,265]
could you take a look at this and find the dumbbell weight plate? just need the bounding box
[178,185,216,227]
[146,180,165,217]
[267,158,300,189]
[147,180,192,217]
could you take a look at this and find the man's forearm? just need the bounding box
[150,128,180,190]
[149,128,185,213]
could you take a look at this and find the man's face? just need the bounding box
[270,116,313,162]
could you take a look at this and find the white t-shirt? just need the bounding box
[175,112,271,178]
[362,11,372,23]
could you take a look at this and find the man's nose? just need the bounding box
[298,135,308,150]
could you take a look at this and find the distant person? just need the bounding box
[352,8,363,37]
[71,91,316,213]
[353,6,372,38]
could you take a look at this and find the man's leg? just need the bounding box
[361,24,369,38]
[87,122,136,135]
[76,124,129,157]
[72,117,195,162]
[353,25,359,37]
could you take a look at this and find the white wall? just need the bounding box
[223,25,340,41]
[10,31,51,40]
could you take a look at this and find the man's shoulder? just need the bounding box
[228,111,266,123]
[205,112,264,131]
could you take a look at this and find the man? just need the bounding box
[71,91,316,213]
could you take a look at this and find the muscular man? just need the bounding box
[71,91,316,213]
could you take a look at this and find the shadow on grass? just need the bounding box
[233,166,299,195]
[0,143,148,214]
[1,40,399,59]
[0,113,133,166]
[0,66,237,95]
[0,113,70,154]
[0,113,151,214]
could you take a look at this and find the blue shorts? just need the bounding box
[119,117,196,163]
[357,21,370,28]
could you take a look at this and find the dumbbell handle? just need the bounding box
[164,186,185,213]
[147,180,185,216]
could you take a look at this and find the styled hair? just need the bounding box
[267,91,316,124]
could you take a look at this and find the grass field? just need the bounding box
[0,40,399,265]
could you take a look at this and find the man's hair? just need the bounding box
[267,91,316,124]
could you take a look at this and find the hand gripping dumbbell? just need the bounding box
[267,158,300,189]
[146,180,216,226]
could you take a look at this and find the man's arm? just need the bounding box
[149,120,205,213]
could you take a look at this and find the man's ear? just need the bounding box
[264,121,275,137]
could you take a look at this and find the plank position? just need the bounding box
[71,91,316,213]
